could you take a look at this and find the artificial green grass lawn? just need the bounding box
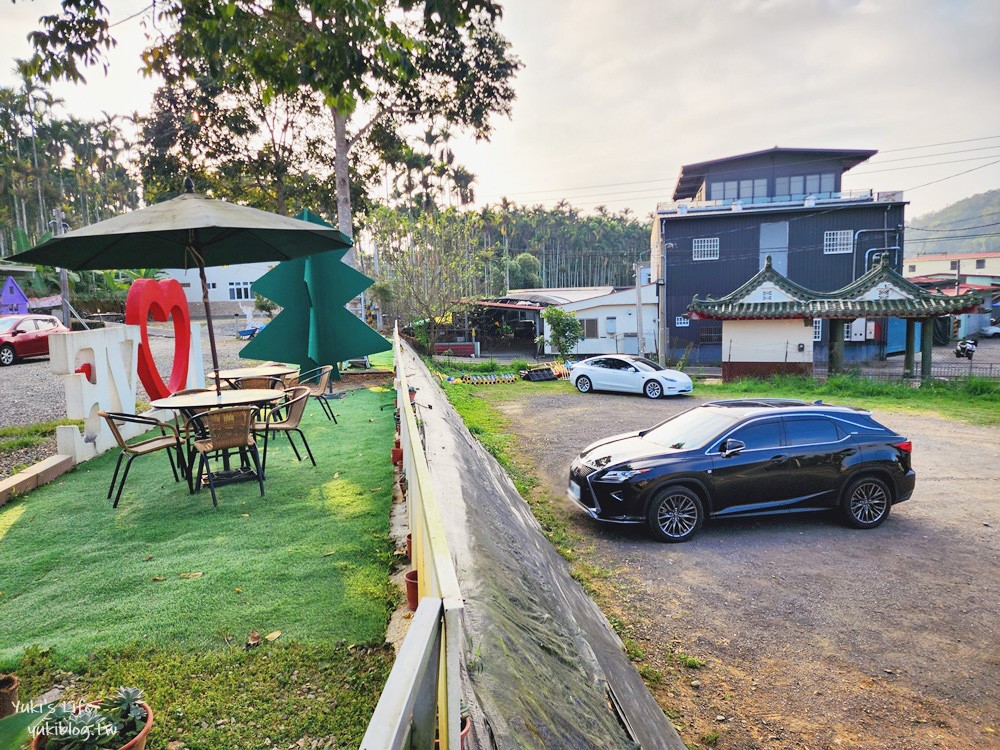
[0,387,399,747]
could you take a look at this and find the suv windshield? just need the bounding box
[632,357,664,371]
[643,408,739,450]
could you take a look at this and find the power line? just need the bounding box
[109,4,154,28]
[880,135,1000,153]
[905,158,1000,192]
[480,135,1000,202]
[908,220,1000,232]
[852,154,1000,176]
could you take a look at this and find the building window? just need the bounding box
[823,230,853,254]
[976,258,986,269]
[813,319,823,342]
[228,281,252,300]
[208,282,217,289]
[581,318,598,338]
[844,321,853,341]
[700,326,722,344]
[949,260,958,270]
[907,264,916,273]
[606,316,617,335]
[708,181,739,200]
[692,237,720,261]
[775,172,835,197]
[675,316,690,327]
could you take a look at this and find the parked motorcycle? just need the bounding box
[954,339,977,360]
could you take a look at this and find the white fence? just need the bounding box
[361,327,465,750]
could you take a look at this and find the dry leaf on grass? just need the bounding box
[180,572,203,579]
[144,555,154,562]
[151,577,165,582]
[246,629,261,649]
[241,513,250,518]
[370,487,382,492]
[265,630,281,642]
[234,588,242,593]
[333,472,340,479]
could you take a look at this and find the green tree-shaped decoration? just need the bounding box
[239,209,390,375]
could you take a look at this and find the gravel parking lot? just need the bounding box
[497,388,1000,749]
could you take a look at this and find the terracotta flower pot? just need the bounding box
[0,674,18,719]
[394,437,401,449]
[404,569,419,611]
[435,716,471,749]
[408,387,417,403]
[391,447,403,465]
[32,702,153,750]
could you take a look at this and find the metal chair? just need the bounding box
[253,386,315,477]
[184,407,264,507]
[285,365,336,422]
[99,412,186,508]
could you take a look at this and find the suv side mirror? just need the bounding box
[720,439,746,458]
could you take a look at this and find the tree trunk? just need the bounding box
[332,107,355,266]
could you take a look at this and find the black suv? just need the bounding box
[568,399,915,542]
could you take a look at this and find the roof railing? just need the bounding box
[656,189,877,215]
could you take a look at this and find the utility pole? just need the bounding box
[51,208,70,326]
[658,242,674,366]
[634,261,645,357]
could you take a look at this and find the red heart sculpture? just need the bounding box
[125,278,192,400]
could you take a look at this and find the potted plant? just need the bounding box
[434,701,471,749]
[32,687,153,750]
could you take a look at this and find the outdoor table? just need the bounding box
[150,389,284,488]
[150,388,285,412]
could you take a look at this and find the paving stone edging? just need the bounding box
[0,455,75,507]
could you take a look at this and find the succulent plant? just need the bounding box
[36,688,148,749]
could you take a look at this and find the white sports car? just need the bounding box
[569,355,693,399]
[980,325,1000,338]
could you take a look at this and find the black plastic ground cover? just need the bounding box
[399,345,684,749]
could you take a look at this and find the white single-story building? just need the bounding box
[514,284,658,357]
[162,262,277,319]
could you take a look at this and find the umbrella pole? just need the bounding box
[197,257,223,395]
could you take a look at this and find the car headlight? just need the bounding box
[662,377,677,383]
[599,468,649,483]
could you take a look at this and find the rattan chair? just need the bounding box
[99,412,186,508]
[253,386,315,477]
[285,365,336,422]
[235,376,285,390]
[184,407,264,506]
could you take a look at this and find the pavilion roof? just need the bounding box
[688,255,985,321]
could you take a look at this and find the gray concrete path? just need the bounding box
[399,344,683,750]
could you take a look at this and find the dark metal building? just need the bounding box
[651,147,907,363]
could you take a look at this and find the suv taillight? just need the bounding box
[893,440,913,453]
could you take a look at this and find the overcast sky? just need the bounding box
[3,0,999,221]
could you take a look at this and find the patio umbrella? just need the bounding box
[11,179,352,393]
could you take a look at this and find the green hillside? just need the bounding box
[906,188,1000,256]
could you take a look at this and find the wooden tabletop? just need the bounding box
[214,364,297,380]
[150,388,284,411]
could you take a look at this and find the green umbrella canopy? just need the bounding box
[9,184,353,392]
[9,191,352,270]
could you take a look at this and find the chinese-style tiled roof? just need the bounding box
[688,255,985,320]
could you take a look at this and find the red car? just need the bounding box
[0,314,70,366]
